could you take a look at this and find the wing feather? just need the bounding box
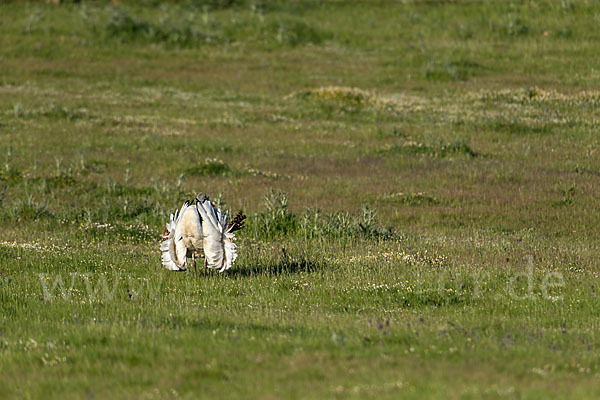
[220,231,237,272]
[195,195,225,269]
[178,193,244,272]
[160,202,191,271]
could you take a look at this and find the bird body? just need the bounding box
[160,193,245,275]
[160,201,201,271]
[177,203,204,258]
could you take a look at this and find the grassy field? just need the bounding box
[1,0,600,398]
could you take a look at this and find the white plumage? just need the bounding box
[160,193,245,275]
[195,194,238,272]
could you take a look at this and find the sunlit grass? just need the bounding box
[1,1,600,399]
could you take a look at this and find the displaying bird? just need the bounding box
[160,193,246,277]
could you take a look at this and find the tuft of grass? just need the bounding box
[250,189,298,240]
[491,15,530,37]
[381,139,478,158]
[380,192,439,206]
[248,190,393,241]
[376,126,408,139]
[292,86,376,109]
[299,205,393,240]
[551,184,576,207]
[266,17,329,47]
[477,119,555,135]
[424,59,482,82]
[290,86,423,122]
[103,7,220,47]
[184,158,231,177]
[41,103,93,121]
[11,103,94,121]
[0,167,23,185]
[1,196,52,222]
[96,5,328,49]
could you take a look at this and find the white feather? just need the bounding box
[195,195,238,271]
[221,231,237,272]
[161,194,241,273]
[160,201,197,271]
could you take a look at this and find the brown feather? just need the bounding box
[227,210,246,232]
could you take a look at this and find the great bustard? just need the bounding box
[160,193,246,276]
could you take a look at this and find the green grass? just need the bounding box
[2,1,600,398]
